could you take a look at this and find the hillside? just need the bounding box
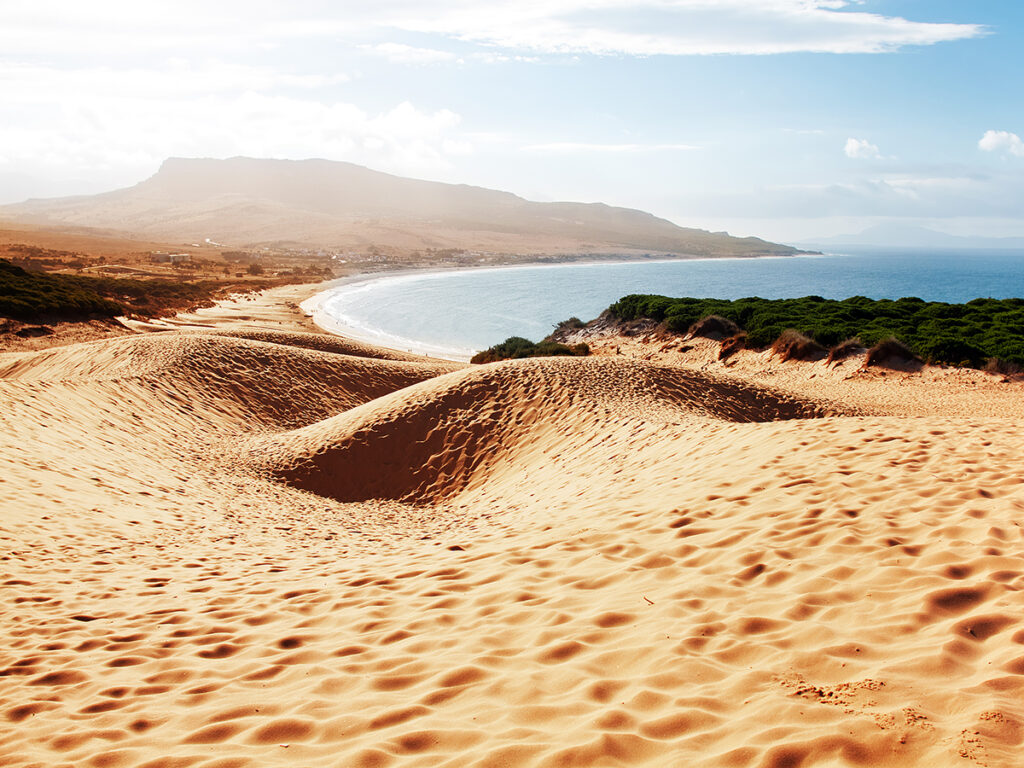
[2,157,802,257]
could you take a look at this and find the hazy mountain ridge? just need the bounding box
[799,223,1024,251]
[2,157,801,256]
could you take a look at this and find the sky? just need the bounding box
[1,0,1022,242]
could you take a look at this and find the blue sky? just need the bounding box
[1,0,1021,241]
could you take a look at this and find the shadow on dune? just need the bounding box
[250,357,855,505]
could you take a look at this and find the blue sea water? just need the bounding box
[317,249,1024,359]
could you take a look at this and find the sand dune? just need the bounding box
[3,325,1024,768]
[0,333,454,428]
[252,357,849,505]
[191,327,440,363]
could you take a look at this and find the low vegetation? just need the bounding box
[688,314,739,340]
[825,337,864,365]
[865,337,920,368]
[771,329,826,362]
[609,293,1024,369]
[0,259,277,320]
[718,332,746,361]
[1,260,122,318]
[471,336,590,364]
[553,316,586,333]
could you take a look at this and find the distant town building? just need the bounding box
[149,252,191,263]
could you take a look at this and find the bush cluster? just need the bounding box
[609,293,1024,368]
[771,329,826,362]
[1,259,279,321]
[73,275,225,314]
[0,260,122,318]
[471,336,590,364]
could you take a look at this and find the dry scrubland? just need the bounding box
[3,293,1024,768]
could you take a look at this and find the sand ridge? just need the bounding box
[249,356,853,506]
[2,324,1024,767]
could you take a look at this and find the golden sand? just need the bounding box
[2,288,1024,768]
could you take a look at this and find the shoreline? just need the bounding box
[298,253,815,362]
[299,268,477,362]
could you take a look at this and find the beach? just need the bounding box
[300,271,478,362]
[3,281,1024,768]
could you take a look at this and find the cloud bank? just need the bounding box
[387,0,986,57]
[0,61,468,184]
[1,1,986,60]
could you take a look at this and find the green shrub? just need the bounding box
[555,316,586,331]
[914,336,987,368]
[471,336,592,364]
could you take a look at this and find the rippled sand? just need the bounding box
[3,317,1024,768]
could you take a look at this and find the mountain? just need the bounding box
[799,223,1024,251]
[1,157,801,257]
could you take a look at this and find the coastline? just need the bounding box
[298,253,811,362]
[299,268,478,362]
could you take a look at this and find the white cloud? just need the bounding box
[522,142,699,153]
[845,137,882,159]
[469,52,542,64]
[0,60,469,185]
[979,130,1024,157]
[380,0,985,57]
[0,1,986,60]
[360,43,458,65]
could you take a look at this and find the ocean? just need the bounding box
[313,249,1024,360]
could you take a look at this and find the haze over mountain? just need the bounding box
[0,157,800,257]
[799,223,1024,251]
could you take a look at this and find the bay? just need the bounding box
[314,249,1024,359]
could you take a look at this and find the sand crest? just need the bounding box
[2,319,1024,767]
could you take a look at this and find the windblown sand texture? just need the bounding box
[3,321,1024,767]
